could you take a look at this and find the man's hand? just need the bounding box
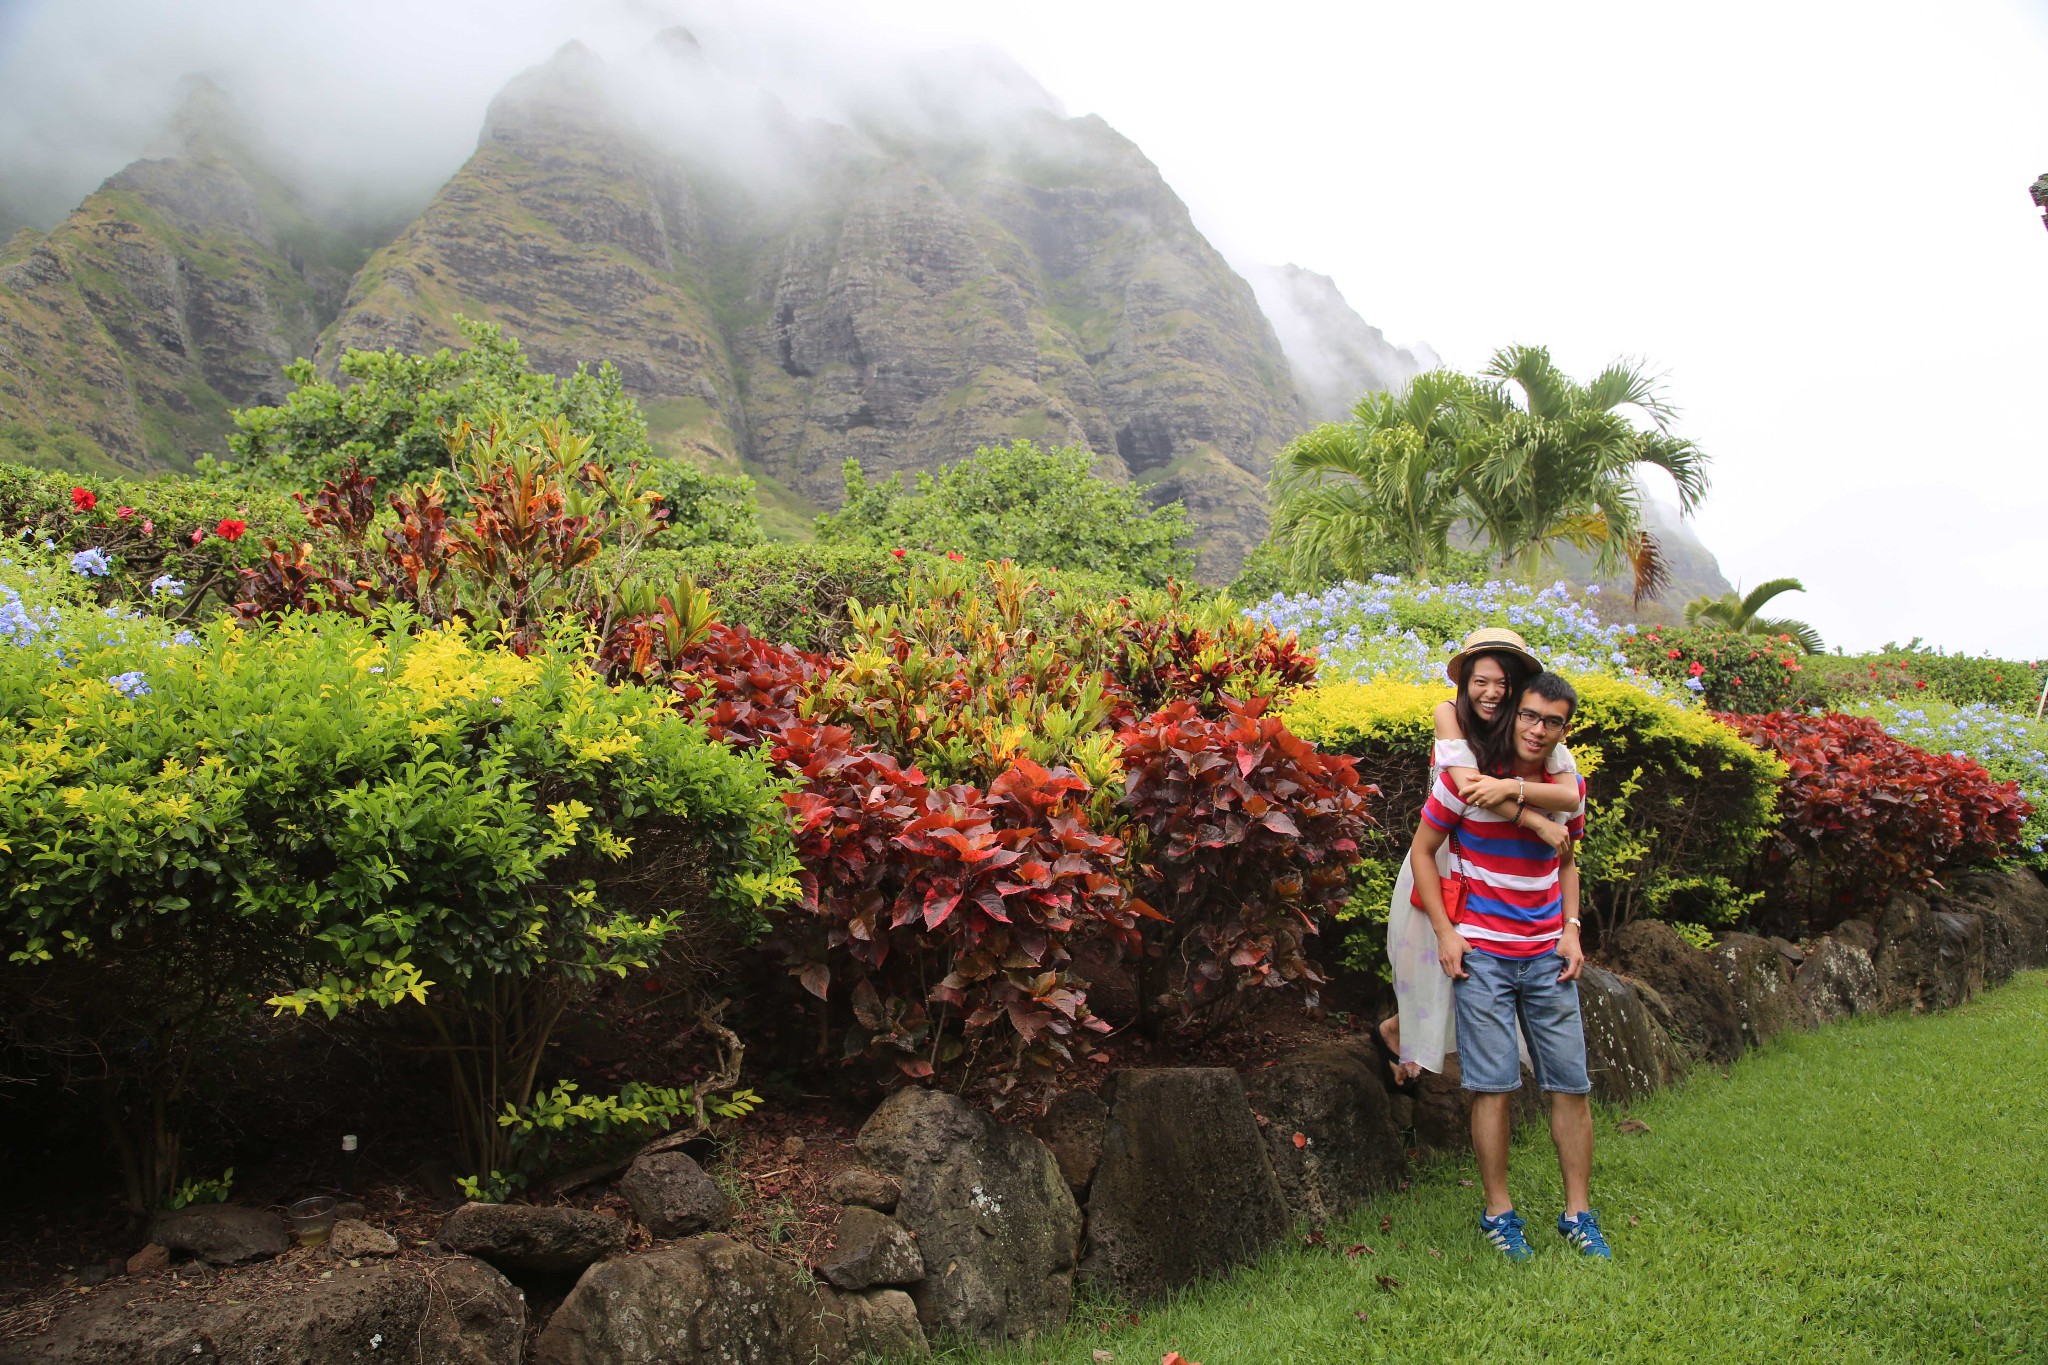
[1436,929,1469,980]
[1555,927,1585,982]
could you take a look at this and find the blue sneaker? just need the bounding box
[1557,1209,1612,1259]
[1479,1208,1534,1262]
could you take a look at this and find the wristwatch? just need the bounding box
[1565,917,1582,929]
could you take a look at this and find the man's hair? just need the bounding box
[1525,671,1578,719]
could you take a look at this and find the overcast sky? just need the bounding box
[4,0,2045,658]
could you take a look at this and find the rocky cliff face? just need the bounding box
[314,41,1302,575]
[0,80,377,470]
[1242,263,1433,424]
[0,39,1417,577]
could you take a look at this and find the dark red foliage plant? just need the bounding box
[1718,710,2032,926]
[772,720,1141,1089]
[1116,695,1374,1032]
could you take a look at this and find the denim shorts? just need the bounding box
[1453,947,1591,1094]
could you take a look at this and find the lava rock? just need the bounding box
[1944,869,2048,983]
[147,1205,289,1265]
[1244,1045,1406,1224]
[11,1255,522,1364]
[1607,919,1743,1062]
[123,1244,169,1277]
[1079,1068,1289,1304]
[856,1087,1080,1343]
[1717,931,1816,1046]
[328,1218,400,1259]
[533,1234,926,1363]
[816,1206,923,1290]
[826,1166,901,1211]
[440,1202,627,1275]
[619,1149,731,1239]
[1875,891,1984,1012]
[1794,933,1886,1024]
[1576,966,1685,1104]
[1034,1090,1108,1196]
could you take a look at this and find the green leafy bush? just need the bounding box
[816,441,1195,589]
[0,461,297,614]
[1284,673,1783,948]
[1804,646,2046,712]
[637,542,1136,651]
[1622,623,1814,712]
[0,589,797,1198]
[216,318,761,546]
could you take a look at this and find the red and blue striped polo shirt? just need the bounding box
[1420,770,1586,958]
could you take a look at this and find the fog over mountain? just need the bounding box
[3,6,1431,576]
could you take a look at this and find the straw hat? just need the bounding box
[1445,627,1545,686]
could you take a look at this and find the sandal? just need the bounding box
[1370,1019,1423,1097]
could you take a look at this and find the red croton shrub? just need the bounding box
[1117,695,1374,1030]
[773,720,1141,1085]
[1107,613,1320,721]
[1718,710,2032,924]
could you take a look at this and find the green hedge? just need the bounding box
[1283,673,1784,970]
[636,542,1139,651]
[1804,649,2046,712]
[0,461,298,614]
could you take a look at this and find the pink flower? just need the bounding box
[190,528,204,545]
[141,519,153,536]
[115,505,134,520]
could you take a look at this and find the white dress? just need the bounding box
[1387,736,1577,1074]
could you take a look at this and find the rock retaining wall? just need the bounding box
[20,869,2045,1360]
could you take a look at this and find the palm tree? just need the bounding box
[1458,346,1711,602]
[1269,370,1480,581]
[1686,578,1824,653]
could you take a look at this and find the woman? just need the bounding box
[1371,628,1581,1090]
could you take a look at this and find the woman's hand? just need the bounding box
[1523,815,1570,853]
[1456,773,1517,809]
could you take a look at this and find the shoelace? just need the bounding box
[1562,1211,1611,1254]
[1483,1211,1533,1257]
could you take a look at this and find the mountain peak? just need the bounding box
[1243,262,1431,422]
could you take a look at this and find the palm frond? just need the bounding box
[1751,615,1825,655]
[1628,531,1672,606]
[1736,577,1806,621]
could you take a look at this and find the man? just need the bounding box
[1407,671,1611,1261]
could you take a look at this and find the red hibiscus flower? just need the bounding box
[1688,661,1705,677]
[1667,649,1682,659]
[70,487,96,512]
[890,548,906,559]
[945,551,964,561]
[215,518,247,542]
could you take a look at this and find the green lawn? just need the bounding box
[944,972,2048,1365]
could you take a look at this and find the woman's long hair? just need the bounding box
[1455,650,1537,776]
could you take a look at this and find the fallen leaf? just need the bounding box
[1302,1230,1327,1247]
[1093,1352,1114,1364]
[1379,1215,1393,1234]
[1127,1313,1142,1327]
[1162,1353,1205,1365]
[1629,1214,1641,1227]
[1458,1179,1474,1187]
[1354,1311,1370,1323]
[1426,1248,1442,1259]
[1345,1243,1375,1258]
[1618,1118,1652,1135]
[1376,1273,1402,1292]
[1292,1131,1309,1149]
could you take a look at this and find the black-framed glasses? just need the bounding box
[1516,707,1569,735]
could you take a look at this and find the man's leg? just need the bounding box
[1452,951,1523,1218]
[1550,1091,1593,1217]
[1472,1092,1515,1216]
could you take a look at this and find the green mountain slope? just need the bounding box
[315,41,1302,576]
[0,80,375,471]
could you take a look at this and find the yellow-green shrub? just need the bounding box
[1285,673,1783,968]
[0,593,796,1205]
